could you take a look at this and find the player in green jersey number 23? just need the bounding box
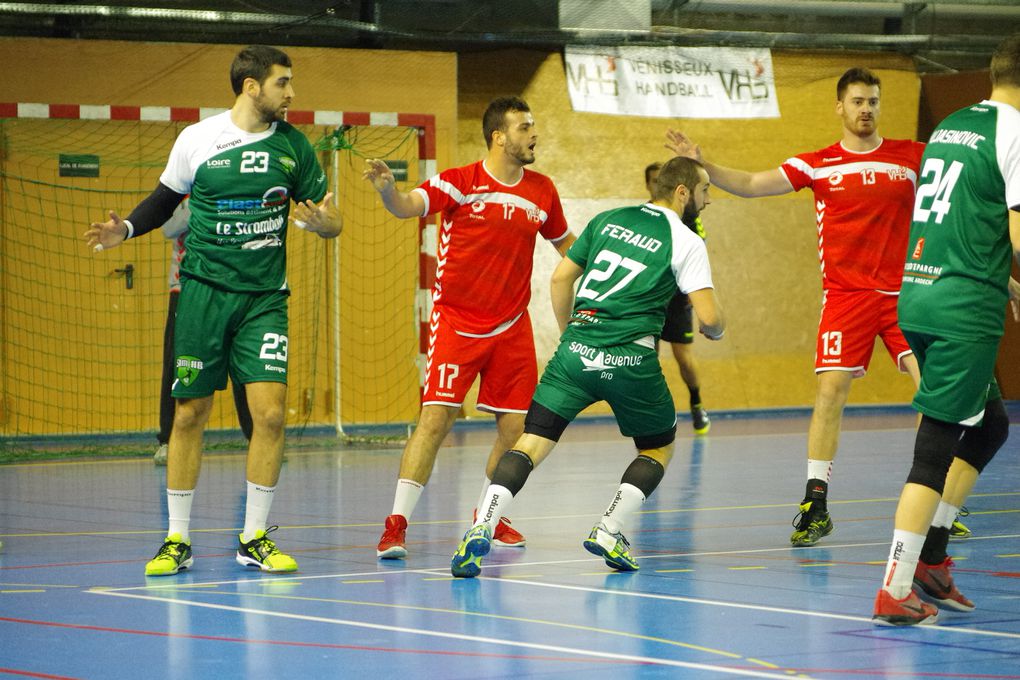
[85,45,341,578]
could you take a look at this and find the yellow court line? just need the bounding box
[124,587,753,663]
[799,563,835,568]
[92,587,802,679]
[0,583,78,588]
[340,579,384,584]
[2,589,46,593]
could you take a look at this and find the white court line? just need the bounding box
[477,577,1020,641]
[87,589,811,679]
[97,532,1020,594]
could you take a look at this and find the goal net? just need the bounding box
[0,108,427,457]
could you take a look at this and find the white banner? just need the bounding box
[564,45,780,119]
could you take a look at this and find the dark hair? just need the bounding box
[230,45,292,96]
[991,33,1020,89]
[644,162,662,185]
[482,96,531,149]
[651,156,705,202]
[836,67,881,100]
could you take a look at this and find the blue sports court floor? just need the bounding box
[2,408,1019,679]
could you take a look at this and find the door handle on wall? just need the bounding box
[114,263,134,290]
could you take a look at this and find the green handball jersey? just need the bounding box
[563,203,714,348]
[160,111,327,293]
[899,100,1020,341]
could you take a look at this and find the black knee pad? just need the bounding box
[954,398,1009,473]
[633,425,676,451]
[524,401,570,442]
[491,449,534,496]
[906,415,964,493]
[621,455,666,498]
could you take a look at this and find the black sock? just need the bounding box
[689,388,701,409]
[920,526,950,565]
[804,478,828,511]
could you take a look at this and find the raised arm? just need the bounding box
[687,287,725,340]
[292,192,342,239]
[363,158,426,219]
[85,182,186,252]
[666,129,793,198]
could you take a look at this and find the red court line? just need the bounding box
[0,616,641,666]
[780,669,1020,679]
[0,669,80,679]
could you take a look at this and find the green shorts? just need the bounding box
[532,339,676,439]
[903,329,1002,425]
[172,278,290,399]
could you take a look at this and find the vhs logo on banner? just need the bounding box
[565,45,780,119]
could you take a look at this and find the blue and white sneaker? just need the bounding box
[583,523,639,571]
[451,524,492,578]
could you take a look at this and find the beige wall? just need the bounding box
[458,49,921,417]
[0,38,457,435]
[0,38,924,435]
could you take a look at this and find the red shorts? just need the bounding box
[422,308,537,413]
[815,289,912,377]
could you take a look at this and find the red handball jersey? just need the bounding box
[413,160,569,334]
[780,138,924,292]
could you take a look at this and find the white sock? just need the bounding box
[242,481,275,542]
[476,484,514,534]
[882,529,925,599]
[932,500,959,529]
[600,483,646,535]
[807,458,832,483]
[475,477,493,519]
[391,479,424,519]
[167,488,194,544]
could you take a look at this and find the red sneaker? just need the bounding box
[493,517,526,547]
[473,509,526,547]
[376,514,408,559]
[872,588,939,626]
[914,558,975,612]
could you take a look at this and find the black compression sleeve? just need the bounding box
[126,182,187,239]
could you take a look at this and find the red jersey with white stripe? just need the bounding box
[780,138,924,292]
[413,160,569,334]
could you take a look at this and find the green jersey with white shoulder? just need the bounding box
[563,202,714,348]
[899,100,1020,341]
[159,111,328,293]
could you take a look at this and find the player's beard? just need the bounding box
[682,196,701,223]
[505,138,536,166]
[255,93,287,124]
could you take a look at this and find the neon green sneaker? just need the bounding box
[949,507,971,539]
[583,523,639,571]
[145,533,193,576]
[790,500,833,547]
[451,524,492,578]
[236,526,298,573]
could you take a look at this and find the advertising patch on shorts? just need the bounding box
[568,341,643,378]
[176,355,204,387]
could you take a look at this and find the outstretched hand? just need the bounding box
[362,158,395,193]
[292,192,341,238]
[84,211,129,253]
[665,129,702,162]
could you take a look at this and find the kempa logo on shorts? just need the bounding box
[176,356,204,387]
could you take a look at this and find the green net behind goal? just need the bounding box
[0,113,424,455]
